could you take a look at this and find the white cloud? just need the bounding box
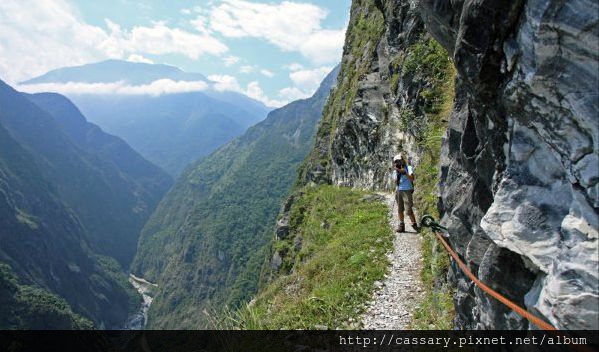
[0,0,108,84]
[278,86,310,101]
[0,0,228,84]
[17,79,209,96]
[270,66,333,103]
[223,55,240,66]
[260,69,274,78]
[199,0,345,64]
[289,66,332,92]
[180,8,192,15]
[284,62,304,71]
[103,20,228,59]
[127,54,154,64]
[245,81,286,107]
[207,74,285,107]
[298,29,346,65]
[239,65,254,73]
[208,74,242,92]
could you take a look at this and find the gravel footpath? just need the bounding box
[360,193,424,329]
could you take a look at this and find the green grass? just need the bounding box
[407,37,457,330]
[220,185,393,329]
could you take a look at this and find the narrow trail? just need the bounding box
[361,193,424,329]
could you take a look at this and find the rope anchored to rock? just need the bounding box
[419,215,557,331]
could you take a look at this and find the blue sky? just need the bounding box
[0,0,351,106]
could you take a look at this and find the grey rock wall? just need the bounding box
[420,0,598,329]
[301,0,428,190]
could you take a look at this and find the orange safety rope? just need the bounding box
[432,231,557,331]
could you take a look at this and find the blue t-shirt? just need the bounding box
[395,166,414,191]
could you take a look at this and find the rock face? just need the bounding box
[302,0,597,330]
[300,0,429,189]
[420,0,598,329]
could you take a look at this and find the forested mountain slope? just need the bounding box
[24,92,173,266]
[0,118,136,329]
[130,66,339,328]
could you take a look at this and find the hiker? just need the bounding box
[392,154,419,233]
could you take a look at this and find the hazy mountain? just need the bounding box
[22,59,208,85]
[130,66,339,328]
[0,102,137,328]
[22,60,271,176]
[0,80,172,268]
[70,92,266,176]
[26,92,173,208]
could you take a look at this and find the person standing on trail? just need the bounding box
[392,154,420,233]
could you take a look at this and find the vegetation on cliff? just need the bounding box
[260,0,457,329]
[0,83,142,328]
[224,185,392,329]
[0,264,93,329]
[298,0,385,184]
[406,37,457,329]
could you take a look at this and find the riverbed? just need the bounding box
[124,274,157,330]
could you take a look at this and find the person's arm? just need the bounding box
[406,165,415,181]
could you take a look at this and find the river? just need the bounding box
[124,274,158,330]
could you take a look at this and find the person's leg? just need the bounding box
[396,191,405,232]
[406,191,419,232]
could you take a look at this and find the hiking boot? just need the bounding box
[412,223,420,233]
[397,222,405,233]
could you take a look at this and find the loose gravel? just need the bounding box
[360,193,424,329]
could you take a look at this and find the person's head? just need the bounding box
[393,153,406,167]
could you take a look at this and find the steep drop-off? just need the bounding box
[0,80,173,267]
[130,67,339,328]
[0,119,136,328]
[299,0,598,330]
[232,186,393,330]
[26,92,173,266]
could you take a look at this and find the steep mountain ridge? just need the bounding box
[299,0,598,330]
[70,92,265,176]
[22,60,271,176]
[272,0,455,329]
[27,92,172,212]
[300,0,435,188]
[130,66,339,328]
[0,82,172,267]
[0,119,136,328]
[0,78,181,327]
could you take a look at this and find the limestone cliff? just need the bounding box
[301,0,598,329]
[299,0,431,189]
[420,0,598,329]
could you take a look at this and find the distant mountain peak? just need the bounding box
[21,59,207,86]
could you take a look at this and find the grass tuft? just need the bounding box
[409,37,457,330]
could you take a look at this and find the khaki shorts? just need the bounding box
[396,190,414,215]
